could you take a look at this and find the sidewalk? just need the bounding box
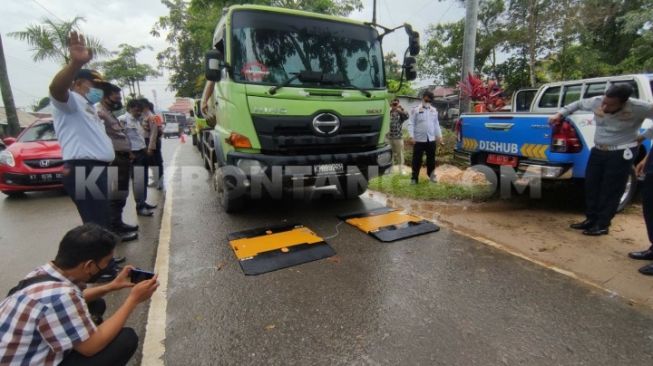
[366,189,653,308]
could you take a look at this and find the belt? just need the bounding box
[594,142,638,151]
[115,151,131,157]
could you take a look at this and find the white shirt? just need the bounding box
[118,113,147,151]
[406,104,442,142]
[50,91,115,162]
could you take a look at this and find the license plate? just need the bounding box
[486,154,518,167]
[29,173,63,183]
[314,163,344,176]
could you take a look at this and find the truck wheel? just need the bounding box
[192,133,197,146]
[338,176,368,199]
[214,168,246,213]
[617,166,638,212]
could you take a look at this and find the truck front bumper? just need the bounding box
[453,149,573,180]
[226,145,393,181]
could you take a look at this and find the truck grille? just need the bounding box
[252,115,382,154]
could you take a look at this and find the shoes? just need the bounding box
[144,202,157,210]
[582,226,609,236]
[120,232,138,242]
[410,179,418,185]
[570,219,594,230]
[429,174,437,183]
[638,263,653,276]
[112,222,139,233]
[628,248,653,260]
[137,207,154,217]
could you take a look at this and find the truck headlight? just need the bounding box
[0,151,15,167]
[377,151,392,166]
[236,159,266,175]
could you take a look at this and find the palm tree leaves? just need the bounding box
[8,16,109,65]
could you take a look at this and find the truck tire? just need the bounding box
[214,167,246,213]
[338,176,368,199]
[617,166,638,212]
[192,133,197,146]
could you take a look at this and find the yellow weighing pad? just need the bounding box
[227,224,335,275]
[339,207,440,242]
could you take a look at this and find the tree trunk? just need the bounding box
[136,80,141,96]
[527,0,538,87]
[0,35,20,136]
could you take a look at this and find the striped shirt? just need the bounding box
[0,263,96,366]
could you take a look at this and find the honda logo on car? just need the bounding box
[479,140,519,154]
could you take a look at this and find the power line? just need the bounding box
[30,0,65,22]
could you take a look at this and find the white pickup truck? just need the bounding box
[454,73,653,209]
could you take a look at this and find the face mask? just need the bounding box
[85,87,104,105]
[109,101,123,111]
[87,261,110,283]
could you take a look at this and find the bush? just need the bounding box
[402,128,456,167]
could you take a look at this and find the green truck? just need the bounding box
[201,5,419,212]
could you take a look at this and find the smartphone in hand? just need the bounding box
[130,268,155,284]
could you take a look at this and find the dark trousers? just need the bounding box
[59,328,138,366]
[109,152,132,227]
[584,148,634,228]
[642,174,653,246]
[144,138,163,185]
[155,138,163,182]
[411,141,437,181]
[60,299,137,365]
[131,149,148,209]
[62,160,110,228]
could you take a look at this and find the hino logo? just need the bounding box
[39,160,51,168]
[312,113,340,135]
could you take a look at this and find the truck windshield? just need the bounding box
[231,10,384,90]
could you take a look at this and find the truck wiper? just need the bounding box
[269,71,323,95]
[337,81,372,98]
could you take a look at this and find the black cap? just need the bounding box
[74,69,107,85]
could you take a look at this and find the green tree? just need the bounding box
[152,0,363,97]
[417,21,465,86]
[8,17,109,65]
[100,44,161,97]
[418,0,506,86]
[503,0,559,87]
[31,97,50,112]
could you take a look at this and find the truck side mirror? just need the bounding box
[205,50,224,82]
[408,31,420,56]
[404,57,417,81]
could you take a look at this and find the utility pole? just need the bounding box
[460,0,479,114]
[0,34,20,136]
[372,0,377,24]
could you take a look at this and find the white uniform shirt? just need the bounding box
[50,91,115,162]
[406,104,442,143]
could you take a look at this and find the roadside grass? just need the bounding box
[369,173,494,201]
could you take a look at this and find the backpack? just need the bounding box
[6,274,61,297]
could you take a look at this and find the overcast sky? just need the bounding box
[2,0,465,111]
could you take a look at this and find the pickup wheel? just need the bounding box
[214,167,246,213]
[617,166,638,212]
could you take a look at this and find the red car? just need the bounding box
[0,119,64,197]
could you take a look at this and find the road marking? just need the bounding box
[141,145,180,365]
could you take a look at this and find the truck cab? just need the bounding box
[202,5,419,212]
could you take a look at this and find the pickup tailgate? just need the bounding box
[457,113,553,163]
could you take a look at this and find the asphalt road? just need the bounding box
[162,141,653,366]
[3,139,653,365]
